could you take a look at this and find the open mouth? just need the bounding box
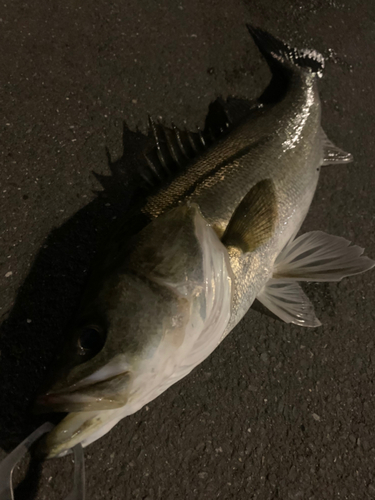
[35,370,131,413]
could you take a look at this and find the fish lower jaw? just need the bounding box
[40,408,126,459]
[41,382,184,458]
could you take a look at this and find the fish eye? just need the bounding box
[78,326,105,357]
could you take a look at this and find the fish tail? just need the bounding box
[247,25,325,78]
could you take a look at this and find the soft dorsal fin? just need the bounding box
[321,129,353,165]
[222,179,277,252]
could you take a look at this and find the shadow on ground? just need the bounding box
[0,95,263,454]
[0,124,150,452]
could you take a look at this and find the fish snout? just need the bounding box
[34,370,132,413]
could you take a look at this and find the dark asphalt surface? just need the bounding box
[1,1,375,499]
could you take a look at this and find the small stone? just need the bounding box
[363,440,370,451]
[288,465,297,481]
[26,319,32,324]
[5,271,12,278]
[260,352,269,363]
[349,434,356,444]
[312,413,321,422]
[196,442,205,452]
[198,472,208,479]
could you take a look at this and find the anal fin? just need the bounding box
[222,179,277,253]
[257,279,321,327]
[321,129,353,165]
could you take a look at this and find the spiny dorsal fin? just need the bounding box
[143,119,213,184]
[321,129,353,165]
[147,116,171,174]
[98,95,258,196]
[222,179,277,252]
[142,97,250,187]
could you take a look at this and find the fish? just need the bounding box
[36,26,374,458]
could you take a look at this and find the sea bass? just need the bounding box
[36,27,374,457]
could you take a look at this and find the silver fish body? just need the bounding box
[36,27,373,458]
[145,60,323,331]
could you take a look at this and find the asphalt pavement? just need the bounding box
[1,1,375,499]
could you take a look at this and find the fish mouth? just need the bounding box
[38,408,123,459]
[35,371,131,413]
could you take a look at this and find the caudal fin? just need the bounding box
[247,25,325,78]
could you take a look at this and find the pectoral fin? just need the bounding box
[222,179,277,252]
[273,231,375,281]
[257,279,321,327]
[321,129,353,165]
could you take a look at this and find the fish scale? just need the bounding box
[144,63,322,330]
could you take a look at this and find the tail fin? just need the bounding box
[247,25,325,78]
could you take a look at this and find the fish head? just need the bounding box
[36,203,233,457]
[35,261,190,459]
[36,268,189,414]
